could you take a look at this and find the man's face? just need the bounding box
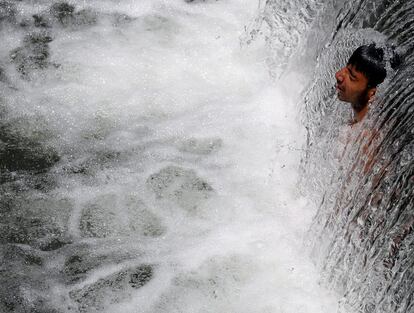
[335,64,372,106]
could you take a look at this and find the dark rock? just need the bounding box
[19,18,32,28]
[0,136,59,171]
[0,191,14,214]
[2,244,43,266]
[37,236,72,251]
[146,165,214,211]
[52,3,98,27]
[111,12,135,26]
[10,32,53,77]
[142,14,172,32]
[0,287,25,313]
[23,253,43,266]
[63,148,126,177]
[79,194,164,238]
[31,173,58,191]
[63,254,90,283]
[0,171,58,193]
[32,14,50,28]
[0,245,59,313]
[129,264,153,288]
[28,3,97,29]
[0,216,64,245]
[147,166,213,197]
[0,1,16,24]
[73,8,98,26]
[62,249,138,284]
[25,32,53,45]
[50,2,75,23]
[69,265,154,312]
[0,120,59,172]
[179,137,222,155]
[0,288,59,313]
[0,195,71,247]
[0,66,7,82]
[0,196,71,248]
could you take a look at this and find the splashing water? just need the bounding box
[0,1,340,313]
[271,0,414,312]
[245,0,414,312]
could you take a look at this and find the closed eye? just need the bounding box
[347,66,357,81]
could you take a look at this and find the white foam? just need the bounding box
[2,0,340,311]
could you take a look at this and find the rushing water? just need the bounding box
[0,1,341,313]
[263,0,414,312]
[2,0,413,312]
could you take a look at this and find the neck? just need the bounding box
[351,102,369,123]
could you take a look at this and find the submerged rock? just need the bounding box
[0,191,15,214]
[50,2,98,27]
[111,12,136,27]
[142,14,175,32]
[0,1,16,24]
[62,248,137,284]
[0,215,64,246]
[63,254,91,283]
[149,255,253,312]
[25,2,97,29]
[50,2,75,23]
[0,195,71,250]
[72,8,98,26]
[146,165,214,211]
[129,265,153,288]
[179,137,222,155]
[32,13,50,28]
[0,66,7,82]
[65,149,123,176]
[1,244,44,267]
[79,194,164,238]
[0,171,58,192]
[0,119,59,172]
[0,245,60,313]
[69,265,154,312]
[37,236,72,251]
[0,278,60,313]
[10,32,53,77]
[39,2,97,28]
[0,137,59,172]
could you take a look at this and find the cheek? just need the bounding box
[351,86,366,101]
[347,82,361,94]
[356,81,368,93]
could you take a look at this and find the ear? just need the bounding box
[368,87,377,103]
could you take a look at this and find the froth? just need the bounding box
[0,0,339,312]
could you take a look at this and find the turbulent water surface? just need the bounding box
[0,1,341,313]
[271,0,414,312]
[3,0,413,312]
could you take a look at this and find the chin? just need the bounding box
[337,93,345,101]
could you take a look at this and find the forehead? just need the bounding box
[346,64,368,82]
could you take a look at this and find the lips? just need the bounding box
[336,84,344,93]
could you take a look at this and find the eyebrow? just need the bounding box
[347,65,357,79]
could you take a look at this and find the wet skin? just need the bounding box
[335,64,376,121]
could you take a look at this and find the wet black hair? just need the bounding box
[348,43,387,88]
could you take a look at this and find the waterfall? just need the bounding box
[255,0,414,312]
[0,1,339,313]
[1,0,412,313]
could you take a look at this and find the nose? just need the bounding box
[335,67,345,83]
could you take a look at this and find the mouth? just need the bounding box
[335,84,344,94]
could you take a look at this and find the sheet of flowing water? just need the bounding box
[0,1,341,312]
[265,0,414,312]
